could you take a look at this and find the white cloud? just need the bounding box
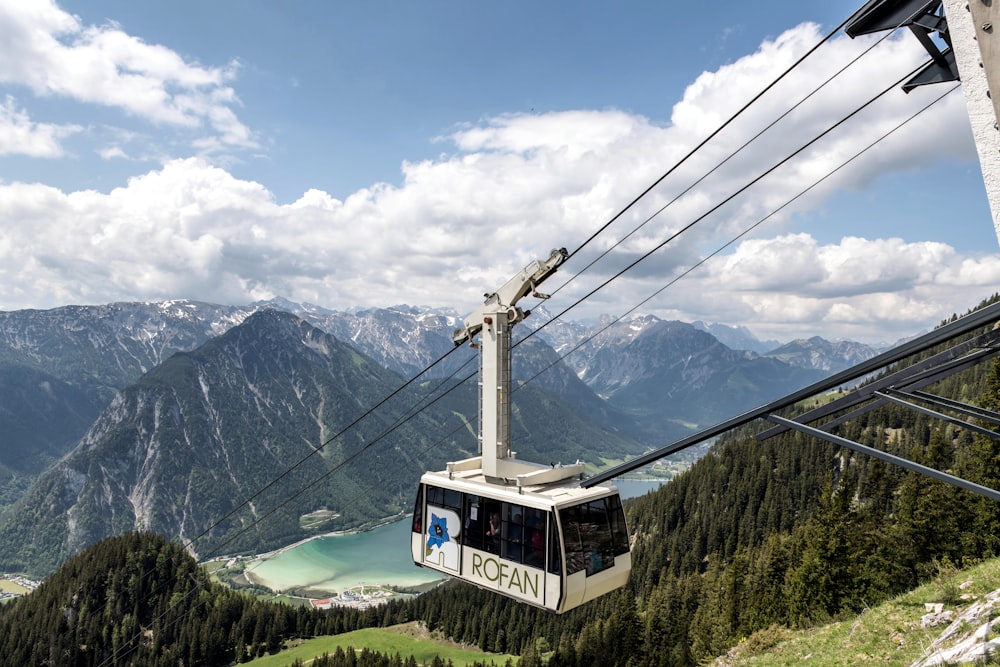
[450,110,643,160]
[0,95,79,156]
[677,234,1000,341]
[708,235,957,298]
[0,22,994,346]
[97,145,128,160]
[0,0,253,149]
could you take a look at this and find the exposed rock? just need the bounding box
[912,590,1000,666]
[920,610,954,628]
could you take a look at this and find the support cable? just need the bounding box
[143,10,910,570]
[178,15,852,568]
[518,85,958,437]
[564,16,851,264]
[517,63,929,356]
[551,12,911,301]
[178,30,939,572]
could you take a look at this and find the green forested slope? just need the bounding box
[0,532,401,665]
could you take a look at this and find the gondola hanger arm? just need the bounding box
[452,248,568,346]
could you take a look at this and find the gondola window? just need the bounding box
[559,497,626,576]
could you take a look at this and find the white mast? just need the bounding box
[448,248,585,485]
[942,0,1000,246]
[846,0,1000,246]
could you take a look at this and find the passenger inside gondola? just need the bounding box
[486,511,501,553]
[525,517,544,567]
[502,508,523,562]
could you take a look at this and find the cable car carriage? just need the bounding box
[410,249,631,613]
[411,466,631,613]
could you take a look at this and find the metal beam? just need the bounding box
[755,334,1000,440]
[875,390,1000,439]
[902,48,959,92]
[896,389,1000,425]
[766,415,1000,502]
[758,349,999,437]
[583,301,1000,487]
[845,0,943,37]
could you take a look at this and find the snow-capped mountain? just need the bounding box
[763,336,879,372]
[0,297,879,576]
[691,320,782,355]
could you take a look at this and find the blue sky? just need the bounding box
[0,0,997,344]
[29,0,869,201]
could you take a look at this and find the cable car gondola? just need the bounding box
[411,466,631,613]
[410,249,631,613]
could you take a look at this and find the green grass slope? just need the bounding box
[716,558,1000,665]
[244,622,519,667]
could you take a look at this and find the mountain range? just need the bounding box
[0,299,879,575]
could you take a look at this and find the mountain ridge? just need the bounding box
[0,308,649,575]
[0,299,874,575]
[0,310,447,573]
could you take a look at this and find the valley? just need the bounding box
[208,475,672,605]
[0,298,847,578]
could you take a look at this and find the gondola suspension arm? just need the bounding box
[449,248,581,482]
[451,248,568,347]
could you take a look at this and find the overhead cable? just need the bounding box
[519,85,961,431]
[517,61,929,355]
[564,16,851,265]
[549,13,915,302]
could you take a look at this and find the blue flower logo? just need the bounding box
[427,513,450,549]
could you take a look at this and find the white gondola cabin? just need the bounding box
[410,469,631,613]
[411,249,631,613]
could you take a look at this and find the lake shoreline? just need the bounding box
[213,511,411,564]
[229,477,670,596]
[239,512,437,596]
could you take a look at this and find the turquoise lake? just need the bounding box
[248,478,666,594]
[247,518,439,593]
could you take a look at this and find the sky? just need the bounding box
[0,0,998,345]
